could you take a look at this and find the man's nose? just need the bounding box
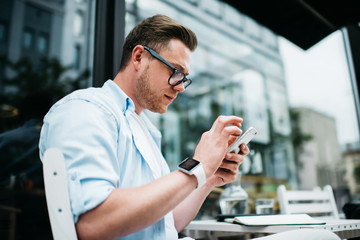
[173,81,185,93]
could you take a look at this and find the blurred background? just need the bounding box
[0,0,359,239]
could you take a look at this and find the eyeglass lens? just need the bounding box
[169,71,191,88]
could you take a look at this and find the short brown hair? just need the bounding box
[119,14,198,70]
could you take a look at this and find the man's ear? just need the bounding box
[131,45,145,70]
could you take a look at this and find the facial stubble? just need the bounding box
[135,66,168,114]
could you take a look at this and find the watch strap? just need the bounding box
[192,162,206,188]
[178,157,207,189]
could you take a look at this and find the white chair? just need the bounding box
[43,148,78,240]
[277,184,339,220]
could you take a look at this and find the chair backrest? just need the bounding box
[277,184,339,220]
[43,148,78,240]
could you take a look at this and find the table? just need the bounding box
[183,219,360,240]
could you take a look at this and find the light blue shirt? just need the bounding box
[39,80,175,240]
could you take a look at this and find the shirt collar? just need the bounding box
[102,80,136,115]
[102,79,162,143]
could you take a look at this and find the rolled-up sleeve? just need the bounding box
[40,97,120,223]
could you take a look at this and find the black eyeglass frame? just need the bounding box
[143,45,192,88]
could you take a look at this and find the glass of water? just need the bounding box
[219,173,248,215]
[255,198,274,214]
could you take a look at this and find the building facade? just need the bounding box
[293,107,344,189]
[343,142,360,198]
[0,0,95,99]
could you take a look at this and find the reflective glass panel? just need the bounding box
[0,0,95,237]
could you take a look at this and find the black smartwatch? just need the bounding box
[178,157,206,188]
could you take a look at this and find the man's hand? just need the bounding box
[207,144,250,187]
[173,116,249,231]
[192,115,243,179]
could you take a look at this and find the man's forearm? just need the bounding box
[76,170,197,240]
[172,182,214,232]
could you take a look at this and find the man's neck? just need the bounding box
[113,71,143,114]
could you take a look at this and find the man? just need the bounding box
[39,14,249,240]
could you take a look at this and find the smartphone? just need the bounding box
[226,127,258,154]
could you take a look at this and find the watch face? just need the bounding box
[179,158,200,171]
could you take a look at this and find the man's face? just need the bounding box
[135,39,191,113]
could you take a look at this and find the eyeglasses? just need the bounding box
[143,46,192,88]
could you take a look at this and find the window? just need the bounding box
[37,32,48,54]
[223,4,244,30]
[199,0,222,18]
[74,45,81,69]
[0,21,7,42]
[23,28,34,49]
[73,10,84,37]
[0,1,95,237]
[244,17,261,40]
